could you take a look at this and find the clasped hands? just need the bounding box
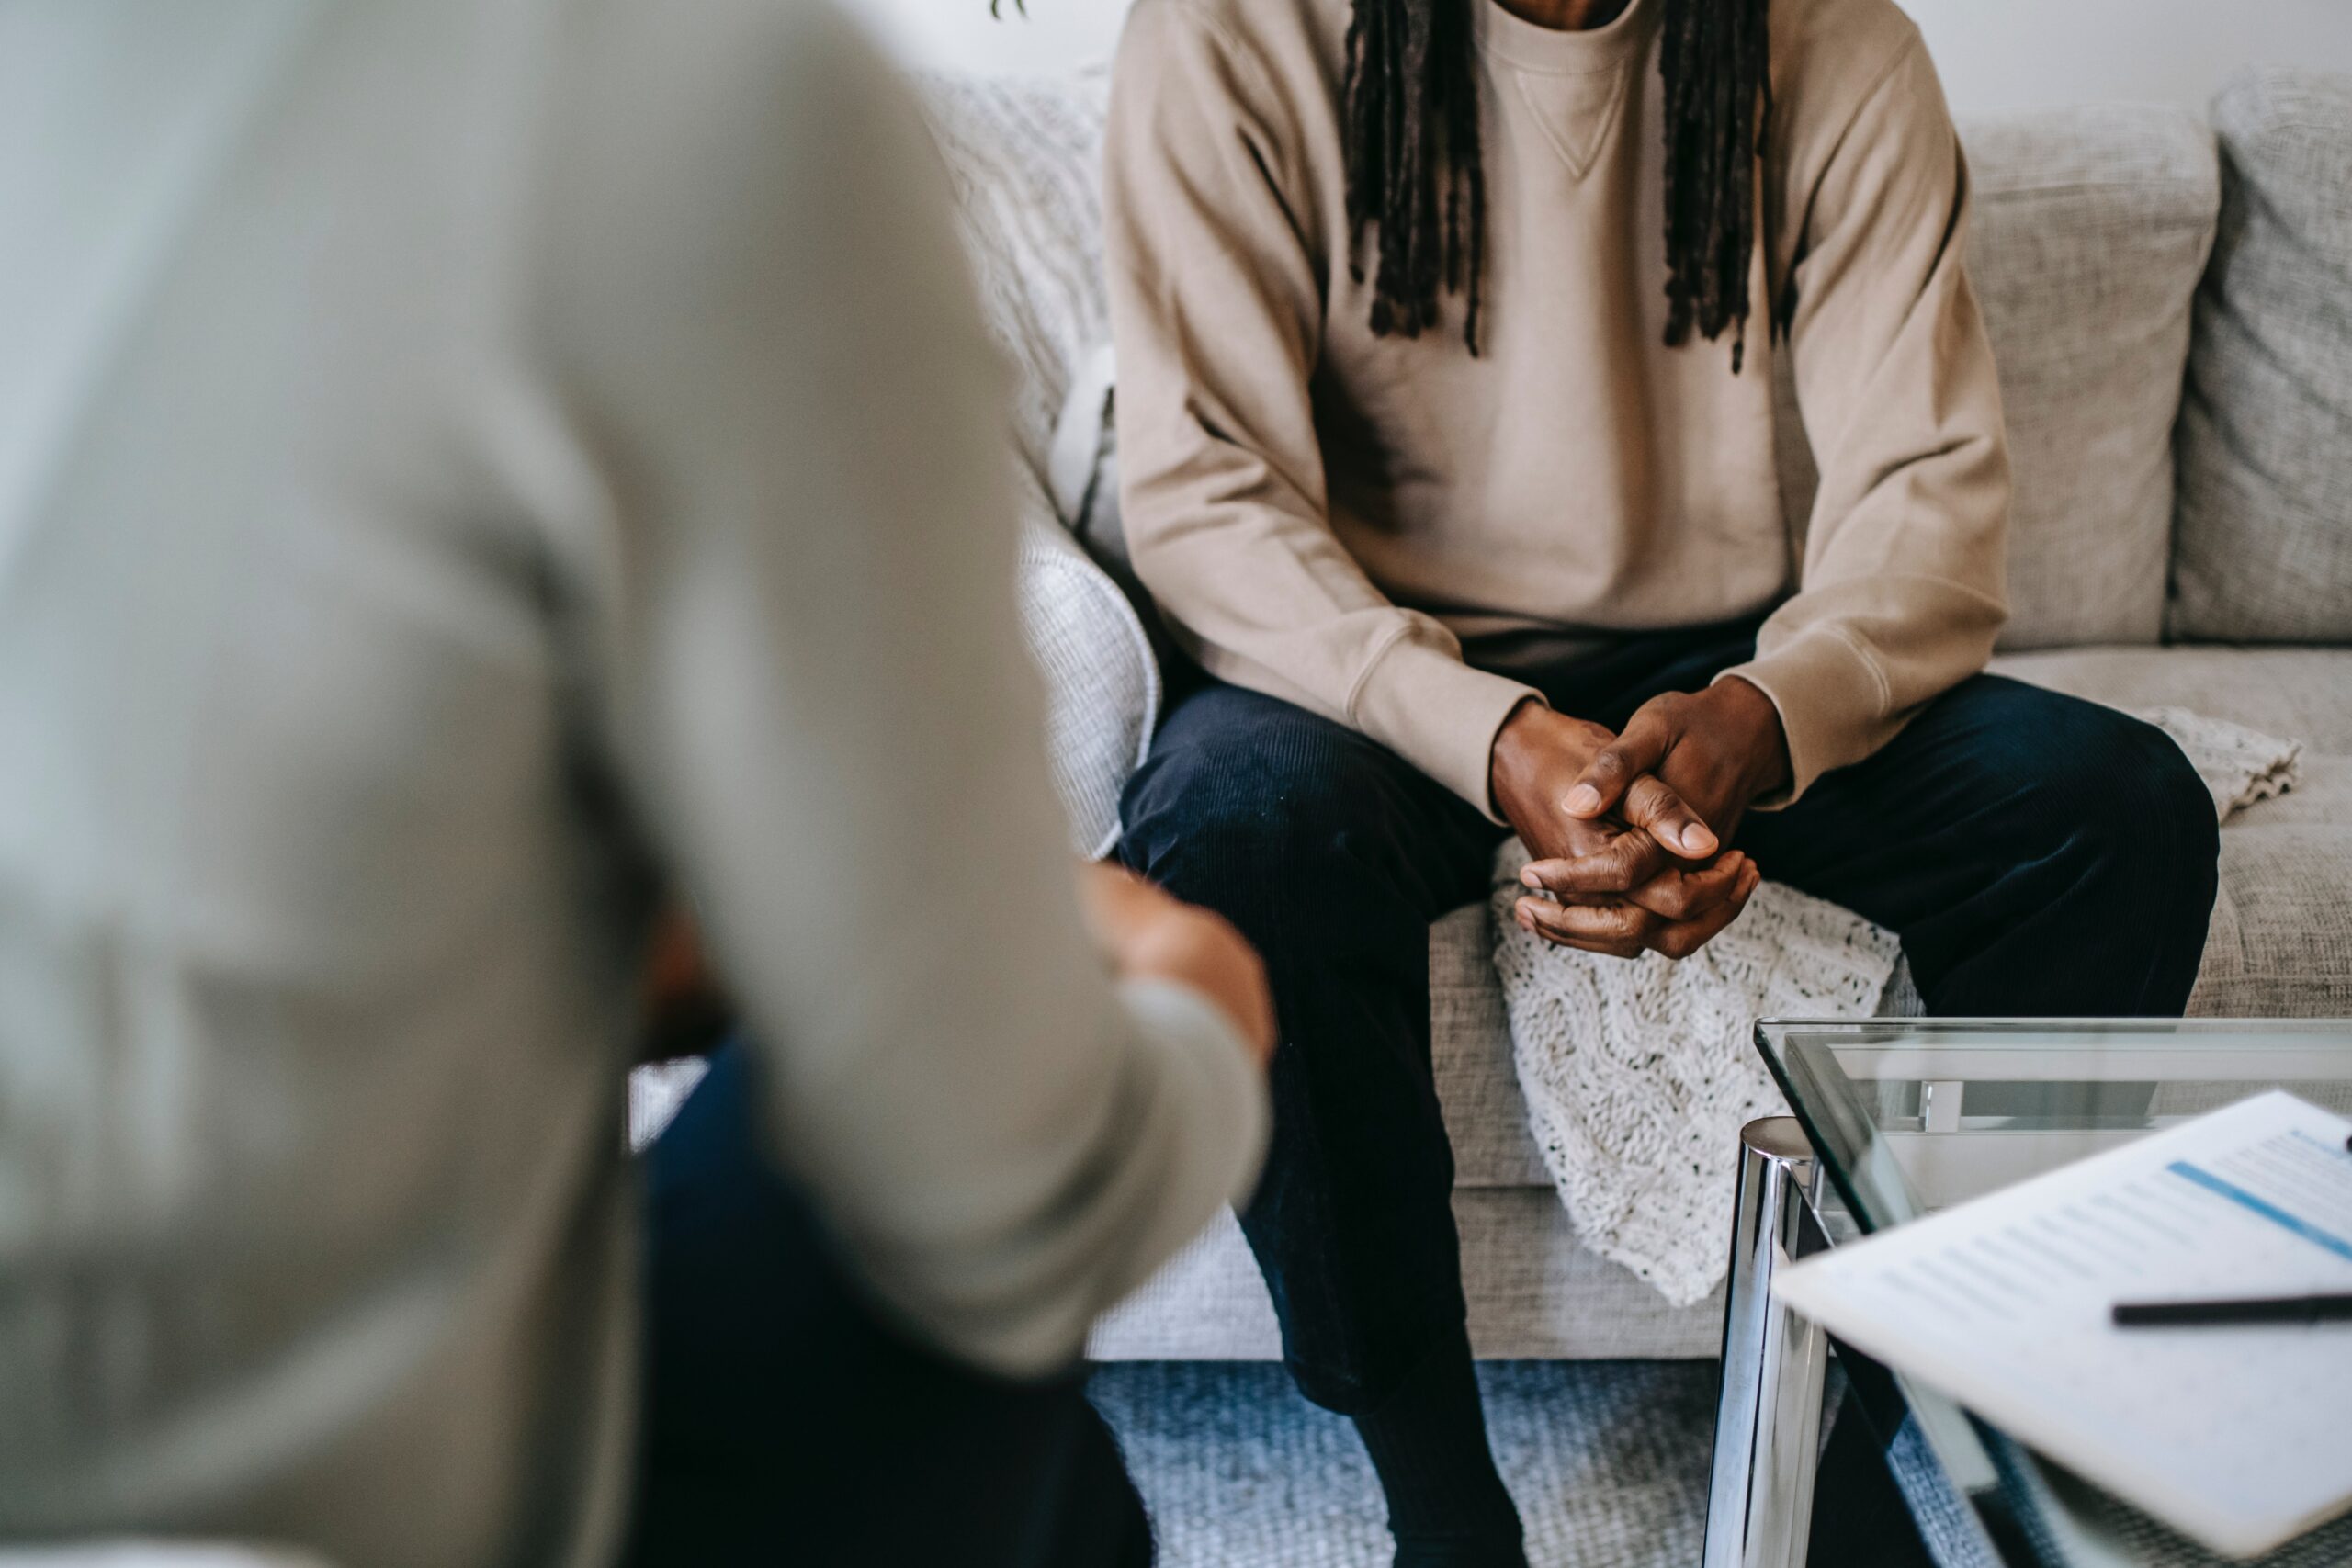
[1487,678,1791,960]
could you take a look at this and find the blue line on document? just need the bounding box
[2166,1160,2352,1264]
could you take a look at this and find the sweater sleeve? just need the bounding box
[1718,37,2009,805]
[537,0,1266,1378]
[1102,0,1540,818]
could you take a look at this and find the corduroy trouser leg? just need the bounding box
[627,1045,1155,1567]
[1119,627,2218,1414]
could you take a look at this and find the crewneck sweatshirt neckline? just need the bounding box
[1472,0,1657,74]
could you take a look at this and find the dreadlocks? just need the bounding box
[1341,0,1773,368]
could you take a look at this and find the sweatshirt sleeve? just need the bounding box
[1102,0,1540,818]
[1718,36,2009,805]
[537,0,1266,1378]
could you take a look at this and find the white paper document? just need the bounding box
[1772,1090,2352,1559]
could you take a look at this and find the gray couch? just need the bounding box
[916,68,2352,1363]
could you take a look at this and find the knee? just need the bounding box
[2034,706,2219,917]
[1122,716,1394,911]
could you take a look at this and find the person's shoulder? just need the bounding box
[1770,0,1922,74]
[1130,0,1345,46]
[547,0,896,128]
[545,0,910,186]
[1769,0,1929,131]
[1767,0,1951,187]
[531,0,940,334]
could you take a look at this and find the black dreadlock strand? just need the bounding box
[1342,0,1771,367]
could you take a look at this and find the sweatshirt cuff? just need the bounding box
[1715,629,1890,807]
[1349,635,1544,823]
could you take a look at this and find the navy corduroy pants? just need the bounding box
[1118,622,2220,1414]
[627,1045,1154,1567]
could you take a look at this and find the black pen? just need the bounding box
[2111,1292,2352,1327]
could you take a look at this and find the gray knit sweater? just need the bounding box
[0,2,1265,1562]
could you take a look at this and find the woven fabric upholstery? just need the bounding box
[916,71,1110,484]
[1013,486,1159,858]
[920,73,1155,857]
[1987,646,2352,753]
[2171,70,2352,643]
[1773,106,2217,649]
[1994,648,2352,1018]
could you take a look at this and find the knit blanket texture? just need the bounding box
[1491,707,2301,1306]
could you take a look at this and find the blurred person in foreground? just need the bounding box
[0,2,1272,1564]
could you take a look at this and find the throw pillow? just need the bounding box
[2170,69,2352,643]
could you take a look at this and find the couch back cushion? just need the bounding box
[920,74,1159,859]
[1775,106,2216,649]
[917,72,1110,490]
[2170,70,2352,644]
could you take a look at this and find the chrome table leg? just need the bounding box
[1702,1116,1831,1568]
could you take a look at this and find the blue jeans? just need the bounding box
[1117,623,2219,1414]
[627,1045,1153,1567]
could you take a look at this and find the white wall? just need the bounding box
[850,0,2352,115]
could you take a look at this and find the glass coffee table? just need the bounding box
[1701,1019,2352,1568]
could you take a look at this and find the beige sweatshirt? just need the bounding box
[1104,0,2010,813]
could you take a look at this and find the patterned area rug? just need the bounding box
[1090,1360,1716,1568]
[1098,1360,2352,1568]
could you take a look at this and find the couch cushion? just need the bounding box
[1985,646,2352,752]
[1015,500,1159,858]
[917,72,1110,487]
[1435,904,1555,1188]
[1991,647,2352,1015]
[920,76,1159,857]
[2170,71,2352,644]
[1773,107,2217,650]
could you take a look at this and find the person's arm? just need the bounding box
[1102,0,1538,817]
[1520,34,2005,943]
[535,0,1266,1378]
[1713,34,2009,805]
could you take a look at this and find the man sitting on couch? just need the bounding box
[1102,0,2222,1561]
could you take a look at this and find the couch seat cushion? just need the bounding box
[1987,646,2352,752]
[1991,647,2352,1016]
[1438,646,2352,1190]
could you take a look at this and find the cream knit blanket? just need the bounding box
[1490,708,2301,1307]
